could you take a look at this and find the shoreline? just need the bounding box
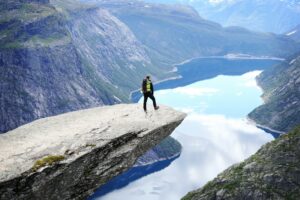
[129,55,284,101]
[173,54,285,67]
[247,72,286,137]
[133,151,181,167]
[129,75,182,100]
[246,117,286,136]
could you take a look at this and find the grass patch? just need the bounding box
[181,191,197,200]
[32,155,65,172]
[85,144,96,148]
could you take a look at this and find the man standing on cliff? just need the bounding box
[142,75,159,112]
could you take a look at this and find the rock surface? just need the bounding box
[1,0,299,133]
[0,104,186,200]
[134,135,182,166]
[182,125,300,200]
[0,0,162,133]
[248,54,300,132]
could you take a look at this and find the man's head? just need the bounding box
[146,75,151,80]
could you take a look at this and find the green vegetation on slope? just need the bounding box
[182,125,300,200]
[0,1,70,49]
[248,54,300,132]
[32,155,65,172]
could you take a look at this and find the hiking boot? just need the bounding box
[154,106,159,110]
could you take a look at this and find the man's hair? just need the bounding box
[146,75,150,79]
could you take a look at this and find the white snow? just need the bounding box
[286,30,297,36]
[290,59,296,65]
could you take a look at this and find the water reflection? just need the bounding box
[92,71,274,200]
[89,155,179,198]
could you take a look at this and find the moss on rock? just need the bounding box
[32,155,65,172]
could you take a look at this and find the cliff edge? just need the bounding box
[0,104,186,200]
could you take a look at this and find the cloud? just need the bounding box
[98,113,273,200]
[172,87,219,97]
[239,70,262,88]
[241,70,261,79]
[99,71,271,200]
[174,103,208,114]
[236,92,243,96]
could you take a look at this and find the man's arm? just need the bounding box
[151,82,154,94]
[142,80,146,93]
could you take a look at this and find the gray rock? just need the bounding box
[249,55,300,133]
[0,104,186,200]
[0,1,161,133]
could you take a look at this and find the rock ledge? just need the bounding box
[0,104,186,200]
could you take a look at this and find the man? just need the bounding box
[142,75,159,112]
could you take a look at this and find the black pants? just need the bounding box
[143,92,157,111]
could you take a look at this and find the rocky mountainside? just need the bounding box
[0,0,162,133]
[182,125,300,200]
[147,0,300,33]
[0,104,186,200]
[248,54,300,132]
[1,0,299,133]
[99,0,299,65]
[134,135,181,166]
[197,0,300,34]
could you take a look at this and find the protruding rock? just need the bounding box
[0,104,186,200]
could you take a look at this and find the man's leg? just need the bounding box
[148,93,157,108]
[143,93,149,112]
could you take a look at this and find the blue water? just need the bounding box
[131,57,281,102]
[91,70,274,200]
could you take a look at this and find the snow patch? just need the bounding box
[286,30,297,36]
[113,95,122,102]
[290,59,296,65]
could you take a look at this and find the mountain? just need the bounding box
[182,125,300,200]
[0,0,163,133]
[146,0,300,34]
[1,0,299,133]
[286,24,300,42]
[98,0,299,64]
[248,54,300,133]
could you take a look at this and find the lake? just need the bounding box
[90,58,279,200]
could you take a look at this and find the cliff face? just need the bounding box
[0,0,160,133]
[0,104,186,200]
[134,135,182,166]
[248,54,300,132]
[182,125,300,200]
[67,7,160,92]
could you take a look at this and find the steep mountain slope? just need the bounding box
[248,54,300,133]
[1,0,299,133]
[146,0,300,33]
[182,125,300,200]
[98,0,299,65]
[0,0,161,133]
